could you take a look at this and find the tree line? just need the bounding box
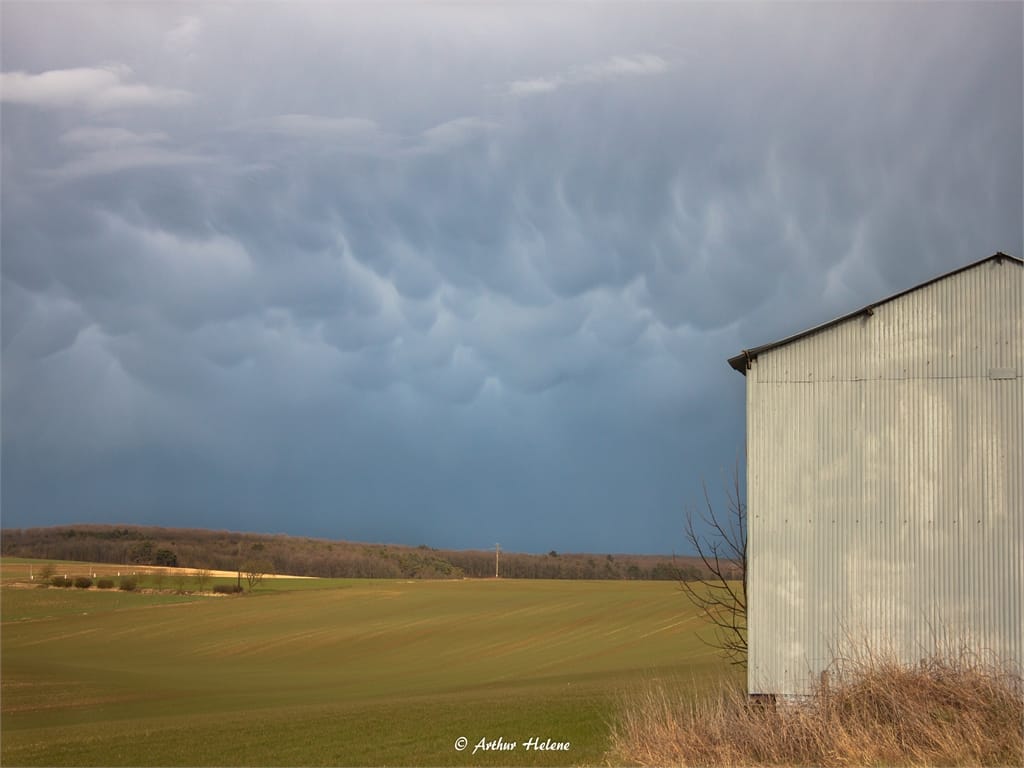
[0,524,711,581]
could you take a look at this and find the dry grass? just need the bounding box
[608,651,1023,767]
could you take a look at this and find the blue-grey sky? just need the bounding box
[2,2,1021,554]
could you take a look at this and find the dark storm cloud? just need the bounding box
[2,2,1021,553]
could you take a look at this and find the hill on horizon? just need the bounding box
[0,524,715,582]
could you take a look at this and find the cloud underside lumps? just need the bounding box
[2,215,677,410]
[6,48,1020,409]
[0,2,1020,550]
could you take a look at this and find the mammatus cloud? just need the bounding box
[1,3,1020,553]
[508,53,669,96]
[0,64,192,110]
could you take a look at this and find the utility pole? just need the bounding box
[495,543,500,579]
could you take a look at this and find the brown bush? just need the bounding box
[608,651,1023,767]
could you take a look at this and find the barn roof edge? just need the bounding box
[727,252,1023,375]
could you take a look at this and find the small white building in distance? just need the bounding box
[728,252,1022,697]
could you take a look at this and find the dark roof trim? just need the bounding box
[727,252,1022,375]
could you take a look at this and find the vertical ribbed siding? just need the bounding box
[747,258,1022,697]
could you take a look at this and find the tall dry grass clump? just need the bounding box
[609,651,1022,766]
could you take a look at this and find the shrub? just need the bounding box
[212,584,244,594]
[73,576,93,589]
[50,576,73,588]
[609,650,1023,767]
[96,578,115,589]
[119,576,138,592]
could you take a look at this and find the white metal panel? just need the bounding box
[755,259,1021,384]
[747,257,1022,696]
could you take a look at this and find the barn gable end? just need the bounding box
[732,253,1022,697]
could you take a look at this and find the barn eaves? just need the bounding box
[727,251,1023,374]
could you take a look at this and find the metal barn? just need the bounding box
[728,252,1022,697]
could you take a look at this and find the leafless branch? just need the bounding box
[680,456,747,665]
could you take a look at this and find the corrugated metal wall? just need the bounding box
[747,257,1022,696]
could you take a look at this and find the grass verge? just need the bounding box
[608,650,1023,767]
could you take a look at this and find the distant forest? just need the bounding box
[0,525,716,581]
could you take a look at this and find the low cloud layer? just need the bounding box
[2,3,1021,553]
[0,64,192,110]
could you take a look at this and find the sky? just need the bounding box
[1,2,1021,555]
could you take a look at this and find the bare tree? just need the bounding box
[241,560,271,592]
[681,460,747,665]
[151,568,167,591]
[195,568,212,593]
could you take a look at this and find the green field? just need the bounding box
[1,558,734,766]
